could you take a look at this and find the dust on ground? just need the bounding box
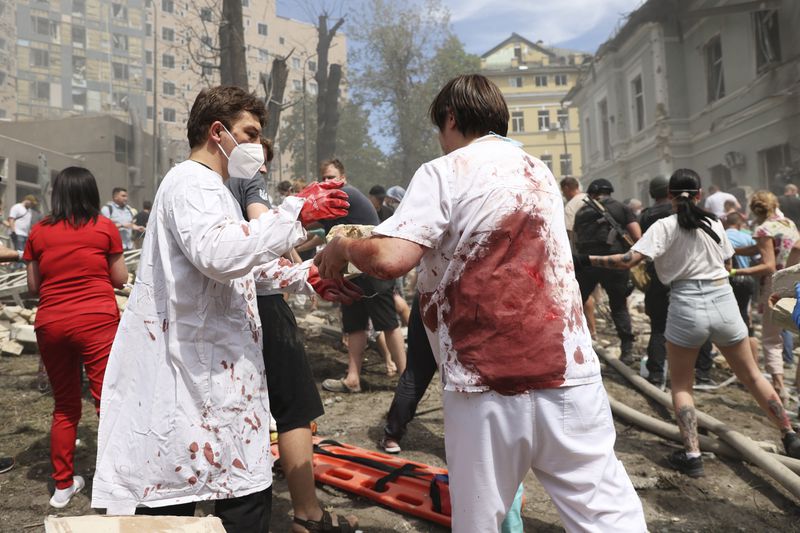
[2,298,800,532]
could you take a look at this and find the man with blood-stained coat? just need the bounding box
[92,86,349,530]
[315,75,646,533]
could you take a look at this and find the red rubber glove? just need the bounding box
[296,179,350,225]
[307,264,363,305]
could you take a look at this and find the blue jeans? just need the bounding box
[782,330,794,365]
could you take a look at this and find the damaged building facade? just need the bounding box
[566,0,800,203]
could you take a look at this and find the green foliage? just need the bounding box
[349,0,480,184]
[278,93,387,193]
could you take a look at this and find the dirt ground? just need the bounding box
[2,298,800,532]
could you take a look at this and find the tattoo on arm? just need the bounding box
[676,405,700,453]
[767,396,792,434]
[590,251,635,270]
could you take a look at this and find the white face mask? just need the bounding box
[217,124,265,180]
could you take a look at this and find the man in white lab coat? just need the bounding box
[92,86,350,532]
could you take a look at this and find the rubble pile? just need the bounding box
[0,274,134,357]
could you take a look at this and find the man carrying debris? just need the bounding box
[92,86,350,532]
[315,74,646,532]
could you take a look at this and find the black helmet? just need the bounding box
[649,176,669,200]
[587,178,614,195]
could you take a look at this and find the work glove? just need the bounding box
[572,253,591,269]
[308,264,363,305]
[792,283,800,329]
[296,179,350,225]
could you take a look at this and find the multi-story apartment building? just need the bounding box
[0,0,346,206]
[480,33,591,180]
[567,0,800,203]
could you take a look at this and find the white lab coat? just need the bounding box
[92,160,306,512]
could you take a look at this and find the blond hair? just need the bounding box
[749,190,779,222]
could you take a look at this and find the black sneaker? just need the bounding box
[0,457,14,474]
[667,450,704,478]
[783,432,800,459]
[646,373,664,386]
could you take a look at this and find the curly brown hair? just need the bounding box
[749,190,779,222]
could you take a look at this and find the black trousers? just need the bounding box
[384,294,437,442]
[576,266,634,346]
[644,278,713,379]
[136,487,272,533]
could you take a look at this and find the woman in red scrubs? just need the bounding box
[23,166,128,508]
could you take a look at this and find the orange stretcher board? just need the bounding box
[272,438,451,527]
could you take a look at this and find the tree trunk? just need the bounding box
[315,15,344,166]
[317,63,342,162]
[219,0,248,89]
[263,57,289,143]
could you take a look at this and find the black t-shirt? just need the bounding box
[639,201,673,233]
[320,184,380,231]
[779,195,800,229]
[574,196,636,255]
[225,176,271,220]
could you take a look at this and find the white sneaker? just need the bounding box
[49,475,85,508]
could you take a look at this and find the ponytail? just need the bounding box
[669,169,721,244]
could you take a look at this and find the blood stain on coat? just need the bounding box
[241,223,251,236]
[221,361,228,370]
[441,210,569,394]
[189,442,199,453]
[175,466,182,472]
[244,417,259,431]
[188,476,197,485]
[232,458,245,469]
[162,319,168,332]
[573,347,585,364]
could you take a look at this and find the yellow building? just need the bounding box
[480,33,590,180]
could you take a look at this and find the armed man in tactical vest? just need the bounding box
[573,178,642,364]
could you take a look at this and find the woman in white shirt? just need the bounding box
[574,169,800,477]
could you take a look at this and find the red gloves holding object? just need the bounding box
[296,179,349,226]
[307,264,363,305]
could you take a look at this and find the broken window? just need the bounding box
[511,111,524,133]
[32,80,50,100]
[112,3,128,21]
[72,88,86,109]
[631,75,644,132]
[704,35,725,103]
[31,16,59,39]
[112,34,129,52]
[30,49,50,68]
[72,55,86,84]
[71,25,86,47]
[112,62,129,80]
[754,10,781,72]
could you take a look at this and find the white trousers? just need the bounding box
[443,381,646,533]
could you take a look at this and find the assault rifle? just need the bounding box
[582,196,635,248]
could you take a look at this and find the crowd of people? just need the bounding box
[3,74,800,532]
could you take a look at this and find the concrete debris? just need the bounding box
[772,263,800,298]
[1,339,23,356]
[326,224,375,277]
[770,298,797,332]
[10,324,36,344]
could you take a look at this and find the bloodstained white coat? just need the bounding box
[92,160,306,512]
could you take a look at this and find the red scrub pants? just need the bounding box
[36,313,119,489]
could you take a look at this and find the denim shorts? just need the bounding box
[666,279,748,348]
